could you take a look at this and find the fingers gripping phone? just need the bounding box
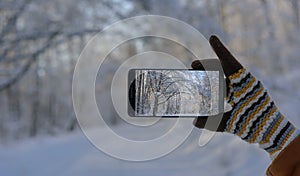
[128,62,225,117]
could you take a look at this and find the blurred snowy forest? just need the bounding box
[2,0,300,175]
[134,70,219,116]
[1,0,300,142]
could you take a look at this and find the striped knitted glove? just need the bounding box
[192,35,300,160]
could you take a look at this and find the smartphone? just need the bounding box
[128,67,224,117]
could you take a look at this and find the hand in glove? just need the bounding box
[192,35,300,160]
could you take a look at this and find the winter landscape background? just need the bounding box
[1,0,300,175]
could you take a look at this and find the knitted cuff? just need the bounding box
[224,68,300,159]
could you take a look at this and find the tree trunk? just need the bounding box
[6,85,21,121]
[291,0,300,28]
[30,63,40,137]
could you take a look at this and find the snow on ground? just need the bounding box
[0,125,270,176]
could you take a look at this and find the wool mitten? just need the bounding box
[192,35,300,160]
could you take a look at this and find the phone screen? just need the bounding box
[128,69,220,117]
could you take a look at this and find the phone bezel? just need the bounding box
[128,64,225,118]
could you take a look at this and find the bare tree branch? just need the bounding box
[102,1,126,19]
[0,0,33,43]
[0,31,59,91]
[1,28,102,63]
[0,0,128,92]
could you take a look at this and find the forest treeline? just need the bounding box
[1,0,300,141]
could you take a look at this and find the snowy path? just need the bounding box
[0,126,271,176]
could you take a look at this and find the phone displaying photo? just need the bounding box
[128,68,224,117]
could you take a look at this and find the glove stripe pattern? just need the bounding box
[225,68,300,159]
[234,92,269,135]
[267,124,294,153]
[241,102,275,140]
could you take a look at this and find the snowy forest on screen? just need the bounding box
[134,70,219,116]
